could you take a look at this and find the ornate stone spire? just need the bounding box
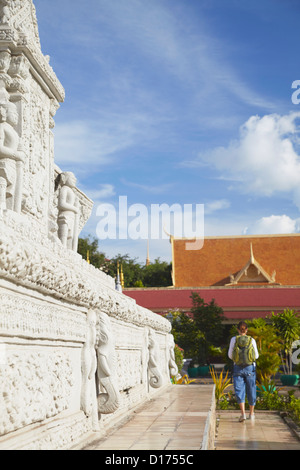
[0,0,65,102]
[0,1,92,248]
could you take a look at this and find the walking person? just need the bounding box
[228,321,259,422]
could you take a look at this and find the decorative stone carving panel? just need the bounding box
[0,286,86,342]
[116,349,143,391]
[0,348,74,436]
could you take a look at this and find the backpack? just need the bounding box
[232,335,256,366]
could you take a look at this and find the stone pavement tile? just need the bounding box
[83,384,214,450]
[215,411,300,451]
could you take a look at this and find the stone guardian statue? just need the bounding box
[0,101,24,212]
[57,172,80,251]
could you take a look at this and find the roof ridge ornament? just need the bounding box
[226,242,280,286]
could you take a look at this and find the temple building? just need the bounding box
[124,233,300,324]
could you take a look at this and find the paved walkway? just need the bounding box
[82,385,215,451]
[81,383,300,451]
[215,411,300,450]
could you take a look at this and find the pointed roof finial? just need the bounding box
[226,241,279,286]
[146,239,150,266]
[250,242,255,263]
[115,260,122,292]
[120,263,124,288]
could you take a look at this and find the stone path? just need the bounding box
[80,384,300,451]
[215,411,300,450]
[82,385,215,450]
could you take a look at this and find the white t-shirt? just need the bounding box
[228,336,259,364]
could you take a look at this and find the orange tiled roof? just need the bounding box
[171,234,300,287]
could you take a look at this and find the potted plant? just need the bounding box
[187,359,200,378]
[270,309,300,386]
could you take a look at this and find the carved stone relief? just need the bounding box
[95,311,120,415]
[56,172,80,251]
[81,310,99,431]
[116,349,143,391]
[168,334,178,377]
[0,0,176,449]
[147,328,163,389]
[0,349,74,436]
[0,99,25,211]
[0,287,87,342]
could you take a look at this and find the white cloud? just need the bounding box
[190,112,300,208]
[244,215,300,235]
[84,184,116,201]
[99,0,275,112]
[53,113,154,168]
[120,178,174,195]
[48,0,275,118]
[205,199,231,214]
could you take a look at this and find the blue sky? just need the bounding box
[34,0,300,263]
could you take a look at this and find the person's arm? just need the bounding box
[228,337,236,360]
[252,338,259,359]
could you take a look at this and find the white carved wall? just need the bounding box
[0,0,177,450]
[0,210,175,450]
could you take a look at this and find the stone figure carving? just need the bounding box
[8,54,30,79]
[0,50,11,103]
[148,328,163,389]
[81,310,99,431]
[96,311,120,414]
[0,49,10,73]
[0,0,11,25]
[57,172,79,251]
[0,101,24,212]
[1,350,74,436]
[168,334,178,377]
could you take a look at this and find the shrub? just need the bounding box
[247,318,282,380]
[174,344,184,372]
[270,309,300,375]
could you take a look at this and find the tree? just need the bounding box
[77,235,107,269]
[142,258,172,287]
[105,253,144,288]
[169,311,204,360]
[247,318,282,380]
[170,294,225,366]
[270,309,300,375]
[77,236,172,288]
[190,293,225,345]
[190,293,225,365]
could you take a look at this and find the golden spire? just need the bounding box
[87,250,90,264]
[146,239,150,266]
[120,263,124,288]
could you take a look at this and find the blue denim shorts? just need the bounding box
[233,364,256,406]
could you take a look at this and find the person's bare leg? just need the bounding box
[239,403,246,421]
[249,405,255,417]
[239,403,245,413]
